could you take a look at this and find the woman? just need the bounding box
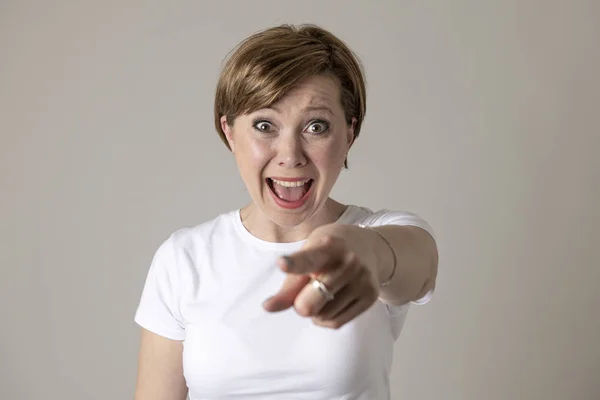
[134,24,438,400]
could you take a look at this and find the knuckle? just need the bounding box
[345,251,358,265]
[320,235,334,246]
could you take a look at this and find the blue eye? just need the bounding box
[253,120,274,133]
[306,120,329,134]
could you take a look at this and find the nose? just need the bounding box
[276,133,307,168]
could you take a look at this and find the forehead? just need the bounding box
[270,75,343,113]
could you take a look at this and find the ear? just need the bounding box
[220,115,235,152]
[346,117,357,150]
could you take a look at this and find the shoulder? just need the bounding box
[166,209,238,250]
[150,209,239,272]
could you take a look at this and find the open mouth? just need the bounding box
[267,178,313,203]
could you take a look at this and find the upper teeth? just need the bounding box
[271,178,310,187]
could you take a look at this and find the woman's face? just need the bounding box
[221,74,355,229]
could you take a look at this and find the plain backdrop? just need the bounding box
[1,1,599,399]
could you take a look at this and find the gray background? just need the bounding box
[2,1,599,399]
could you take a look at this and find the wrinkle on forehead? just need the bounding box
[268,76,342,115]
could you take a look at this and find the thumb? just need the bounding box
[263,274,310,312]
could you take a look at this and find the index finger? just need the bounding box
[279,235,345,275]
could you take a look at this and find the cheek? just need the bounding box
[236,138,272,173]
[246,141,272,168]
[320,138,348,165]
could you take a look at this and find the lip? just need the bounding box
[266,178,314,210]
[268,176,312,182]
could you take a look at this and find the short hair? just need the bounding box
[213,24,367,168]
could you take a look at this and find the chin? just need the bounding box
[262,183,321,226]
[265,202,316,227]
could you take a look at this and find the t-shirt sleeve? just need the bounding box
[363,209,437,306]
[134,235,186,341]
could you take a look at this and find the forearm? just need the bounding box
[342,224,438,306]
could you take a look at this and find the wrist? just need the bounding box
[358,224,396,286]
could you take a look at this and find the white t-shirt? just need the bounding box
[134,205,436,400]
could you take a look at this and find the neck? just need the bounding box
[240,198,348,243]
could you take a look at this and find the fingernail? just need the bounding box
[281,256,293,267]
[263,297,280,311]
